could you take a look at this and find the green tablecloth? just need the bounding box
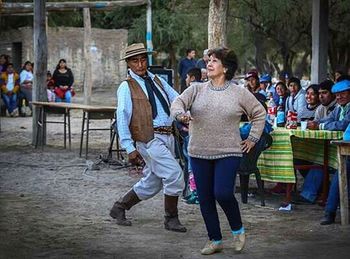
[258,127,343,183]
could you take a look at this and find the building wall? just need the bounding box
[0,26,128,90]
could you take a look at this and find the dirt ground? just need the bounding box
[1,91,350,259]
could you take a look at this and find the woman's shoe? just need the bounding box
[200,240,223,255]
[232,232,246,252]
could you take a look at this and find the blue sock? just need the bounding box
[232,226,245,235]
[212,240,222,245]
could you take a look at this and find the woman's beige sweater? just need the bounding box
[171,81,266,159]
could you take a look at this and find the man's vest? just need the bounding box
[126,75,167,143]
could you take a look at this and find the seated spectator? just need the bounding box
[293,80,338,204]
[53,59,75,103]
[0,54,10,72]
[259,74,272,98]
[313,80,337,122]
[20,61,34,111]
[313,79,350,225]
[46,71,55,102]
[275,81,289,107]
[244,70,266,106]
[0,63,20,116]
[302,84,320,120]
[285,77,308,122]
[334,66,346,82]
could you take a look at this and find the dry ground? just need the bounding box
[1,91,350,259]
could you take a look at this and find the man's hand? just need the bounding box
[241,139,256,153]
[307,121,319,130]
[177,114,193,125]
[128,150,145,166]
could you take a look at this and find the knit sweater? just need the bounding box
[170,81,266,159]
[314,99,337,121]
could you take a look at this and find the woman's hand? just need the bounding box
[240,139,256,153]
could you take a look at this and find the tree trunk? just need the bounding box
[32,0,48,145]
[83,8,92,105]
[294,51,310,79]
[254,33,270,74]
[208,0,228,49]
[280,43,292,76]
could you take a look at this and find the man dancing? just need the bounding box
[110,43,186,232]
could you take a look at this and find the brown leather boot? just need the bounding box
[164,195,187,232]
[110,189,141,226]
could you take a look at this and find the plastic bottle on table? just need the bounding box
[267,95,277,126]
[276,96,285,127]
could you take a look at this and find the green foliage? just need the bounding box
[228,0,312,75]
[128,0,208,57]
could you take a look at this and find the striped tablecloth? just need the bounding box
[258,127,343,183]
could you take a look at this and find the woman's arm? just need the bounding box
[170,84,198,120]
[67,69,74,87]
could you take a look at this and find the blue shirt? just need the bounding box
[320,102,350,131]
[116,69,179,154]
[178,57,197,80]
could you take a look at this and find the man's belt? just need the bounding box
[154,126,173,135]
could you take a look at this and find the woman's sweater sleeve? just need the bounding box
[170,84,197,119]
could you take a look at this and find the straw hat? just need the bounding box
[121,43,153,60]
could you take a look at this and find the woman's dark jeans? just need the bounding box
[191,156,242,241]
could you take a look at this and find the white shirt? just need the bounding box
[6,74,14,91]
[20,70,34,84]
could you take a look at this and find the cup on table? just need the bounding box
[300,120,307,131]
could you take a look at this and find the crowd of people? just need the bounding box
[2,44,350,255]
[0,55,75,117]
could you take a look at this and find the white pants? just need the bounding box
[133,134,184,200]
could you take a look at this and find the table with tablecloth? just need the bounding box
[258,127,343,183]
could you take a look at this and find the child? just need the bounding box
[181,67,202,204]
[46,71,55,102]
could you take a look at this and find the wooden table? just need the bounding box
[78,105,116,159]
[330,140,350,225]
[258,127,343,204]
[32,102,117,159]
[32,101,86,149]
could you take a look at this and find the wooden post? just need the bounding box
[208,0,228,49]
[311,0,329,84]
[32,0,48,146]
[83,7,92,105]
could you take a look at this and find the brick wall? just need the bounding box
[0,26,128,90]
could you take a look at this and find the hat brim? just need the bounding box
[120,50,154,61]
[331,80,350,94]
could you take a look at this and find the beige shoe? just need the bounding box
[232,232,246,252]
[200,240,223,255]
